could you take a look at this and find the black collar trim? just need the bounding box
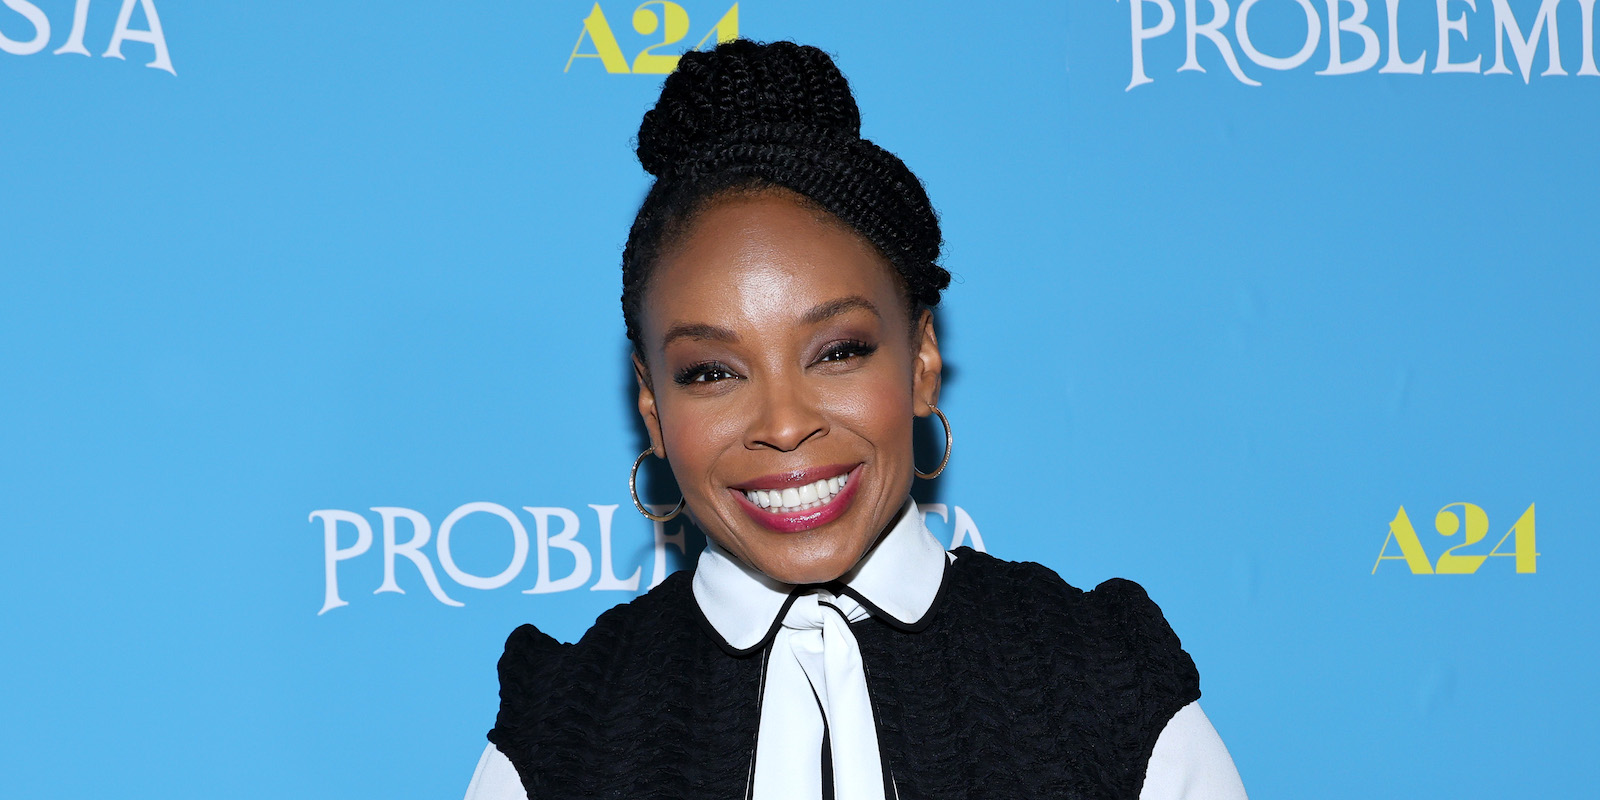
[692,546,960,656]
[693,584,802,658]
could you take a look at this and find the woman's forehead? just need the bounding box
[645,195,904,333]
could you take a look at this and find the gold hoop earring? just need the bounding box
[914,405,952,480]
[630,447,684,522]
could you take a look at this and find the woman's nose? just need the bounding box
[745,377,826,453]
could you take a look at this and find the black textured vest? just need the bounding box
[488,548,1200,799]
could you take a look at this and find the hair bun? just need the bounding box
[636,40,862,178]
[621,39,948,353]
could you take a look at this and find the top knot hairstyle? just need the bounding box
[622,39,949,357]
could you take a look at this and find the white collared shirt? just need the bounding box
[465,499,1248,800]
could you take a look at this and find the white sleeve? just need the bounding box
[463,743,530,800]
[1138,701,1248,800]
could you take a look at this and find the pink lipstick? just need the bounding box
[728,463,862,534]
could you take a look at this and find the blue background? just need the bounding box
[2,1,1595,797]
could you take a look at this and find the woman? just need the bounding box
[465,39,1246,800]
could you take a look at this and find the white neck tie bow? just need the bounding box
[750,588,886,800]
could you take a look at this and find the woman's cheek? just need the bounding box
[838,372,914,432]
[662,395,745,489]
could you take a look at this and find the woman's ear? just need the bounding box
[633,353,667,456]
[911,308,943,416]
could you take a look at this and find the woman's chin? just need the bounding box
[743,535,873,585]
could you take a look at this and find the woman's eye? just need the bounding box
[674,363,738,385]
[818,340,877,363]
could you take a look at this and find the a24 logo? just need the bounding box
[1371,503,1537,574]
[566,2,739,74]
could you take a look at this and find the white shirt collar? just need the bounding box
[692,498,949,655]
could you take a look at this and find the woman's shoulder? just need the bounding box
[489,568,763,785]
[945,547,1198,679]
[496,568,697,672]
[922,549,1206,796]
[490,570,713,756]
[949,546,1173,617]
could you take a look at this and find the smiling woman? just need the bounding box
[464,39,1247,800]
[636,192,940,584]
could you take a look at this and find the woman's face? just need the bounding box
[635,191,942,585]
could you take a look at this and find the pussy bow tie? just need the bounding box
[750,588,887,800]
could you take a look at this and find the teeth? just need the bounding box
[743,473,851,514]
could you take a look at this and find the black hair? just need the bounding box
[621,39,949,360]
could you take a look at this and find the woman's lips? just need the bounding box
[729,464,862,534]
[729,463,856,491]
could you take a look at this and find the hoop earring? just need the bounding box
[914,405,952,480]
[630,447,684,522]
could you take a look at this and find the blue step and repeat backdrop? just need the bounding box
[3,1,1595,797]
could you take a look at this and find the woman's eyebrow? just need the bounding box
[662,297,877,346]
[663,322,739,346]
[802,296,879,325]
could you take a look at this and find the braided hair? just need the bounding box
[622,39,949,359]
